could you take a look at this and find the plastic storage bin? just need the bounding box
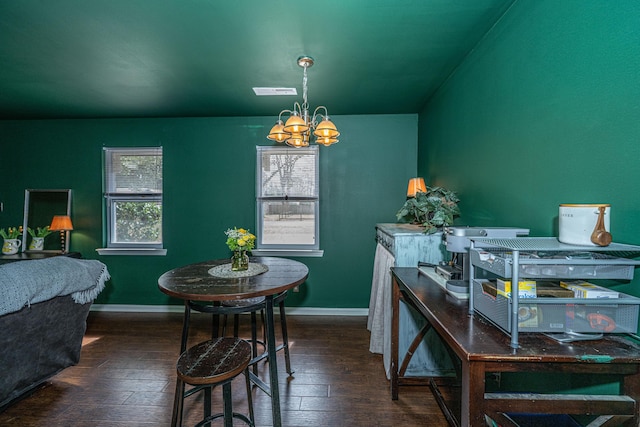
[470,248,637,280]
[473,279,640,334]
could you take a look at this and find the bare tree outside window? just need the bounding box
[256,146,319,249]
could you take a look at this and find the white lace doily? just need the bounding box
[208,262,269,278]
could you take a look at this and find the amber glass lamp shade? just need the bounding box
[313,118,340,139]
[286,132,309,148]
[267,120,289,143]
[407,177,427,198]
[283,114,309,134]
[316,136,339,146]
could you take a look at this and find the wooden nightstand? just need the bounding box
[0,251,81,265]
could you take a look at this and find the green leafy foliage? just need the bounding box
[27,226,53,238]
[115,202,162,242]
[396,186,460,233]
[0,227,22,239]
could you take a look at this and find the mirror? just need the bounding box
[22,189,72,253]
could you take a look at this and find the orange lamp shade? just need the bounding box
[407,177,427,197]
[50,215,74,231]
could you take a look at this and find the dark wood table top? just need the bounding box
[0,251,81,264]
[392,267,640,364]
[158,256,309,302]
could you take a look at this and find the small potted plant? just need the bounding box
[1,226,23,255]
[27,226,53,250]
[225,227,256,271]
[396,186,460,234]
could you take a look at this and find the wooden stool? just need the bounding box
[172,337,254,427]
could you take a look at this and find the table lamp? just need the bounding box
[50,215,73,253]
[407,177,427,198]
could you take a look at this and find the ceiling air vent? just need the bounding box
[253,87,297,96]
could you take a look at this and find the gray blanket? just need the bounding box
[0,257,110,316]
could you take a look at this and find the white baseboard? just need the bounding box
[90,304,369,317]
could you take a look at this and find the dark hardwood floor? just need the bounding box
[0,311,449,426]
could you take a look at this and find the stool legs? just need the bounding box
[203,387,212,427]
[172,377,254,427]
[173,338,254,427]
[172,379,186,427]
[244,368,255,424]
[192,379,254,427]
[221,382,233,427]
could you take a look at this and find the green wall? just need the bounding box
[418,0,640,397]
[0,114,418,307]
[419,0,640,295]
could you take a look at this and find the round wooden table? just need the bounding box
[158,256,309,427]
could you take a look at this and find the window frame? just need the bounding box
[101,147,164,253]
[254,145,323,256]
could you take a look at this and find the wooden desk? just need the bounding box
[158,256,309,427]
[391,267,640,427]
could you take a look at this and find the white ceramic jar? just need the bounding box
[558,203,610,246]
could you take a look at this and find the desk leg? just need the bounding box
[624,365,640,426]
[265,295,282,427]
[391,274,400,400]
[461,360,485,427]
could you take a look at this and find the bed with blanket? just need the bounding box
[0,256,109,409]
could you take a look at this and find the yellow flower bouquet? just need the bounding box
[225,227,256,252]
[225,227,256,271]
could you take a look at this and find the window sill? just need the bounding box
[251,249,324,258]
[96,248,167,256]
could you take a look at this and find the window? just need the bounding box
[256,145,321,254]
[103,147,163,251]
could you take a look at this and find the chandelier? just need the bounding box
[267,56,340,148]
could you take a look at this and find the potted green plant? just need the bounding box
[396,186,460,234]
[27,226,53,250]
[1,226,23,254]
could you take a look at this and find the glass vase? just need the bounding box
[231,249,249,271]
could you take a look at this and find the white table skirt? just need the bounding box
[367,242,395,357]
[368,243,454,379]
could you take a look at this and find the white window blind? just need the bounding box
[256,145,319,250]
[103,147,163,249]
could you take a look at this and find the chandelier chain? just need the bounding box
[301,63,309,115]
